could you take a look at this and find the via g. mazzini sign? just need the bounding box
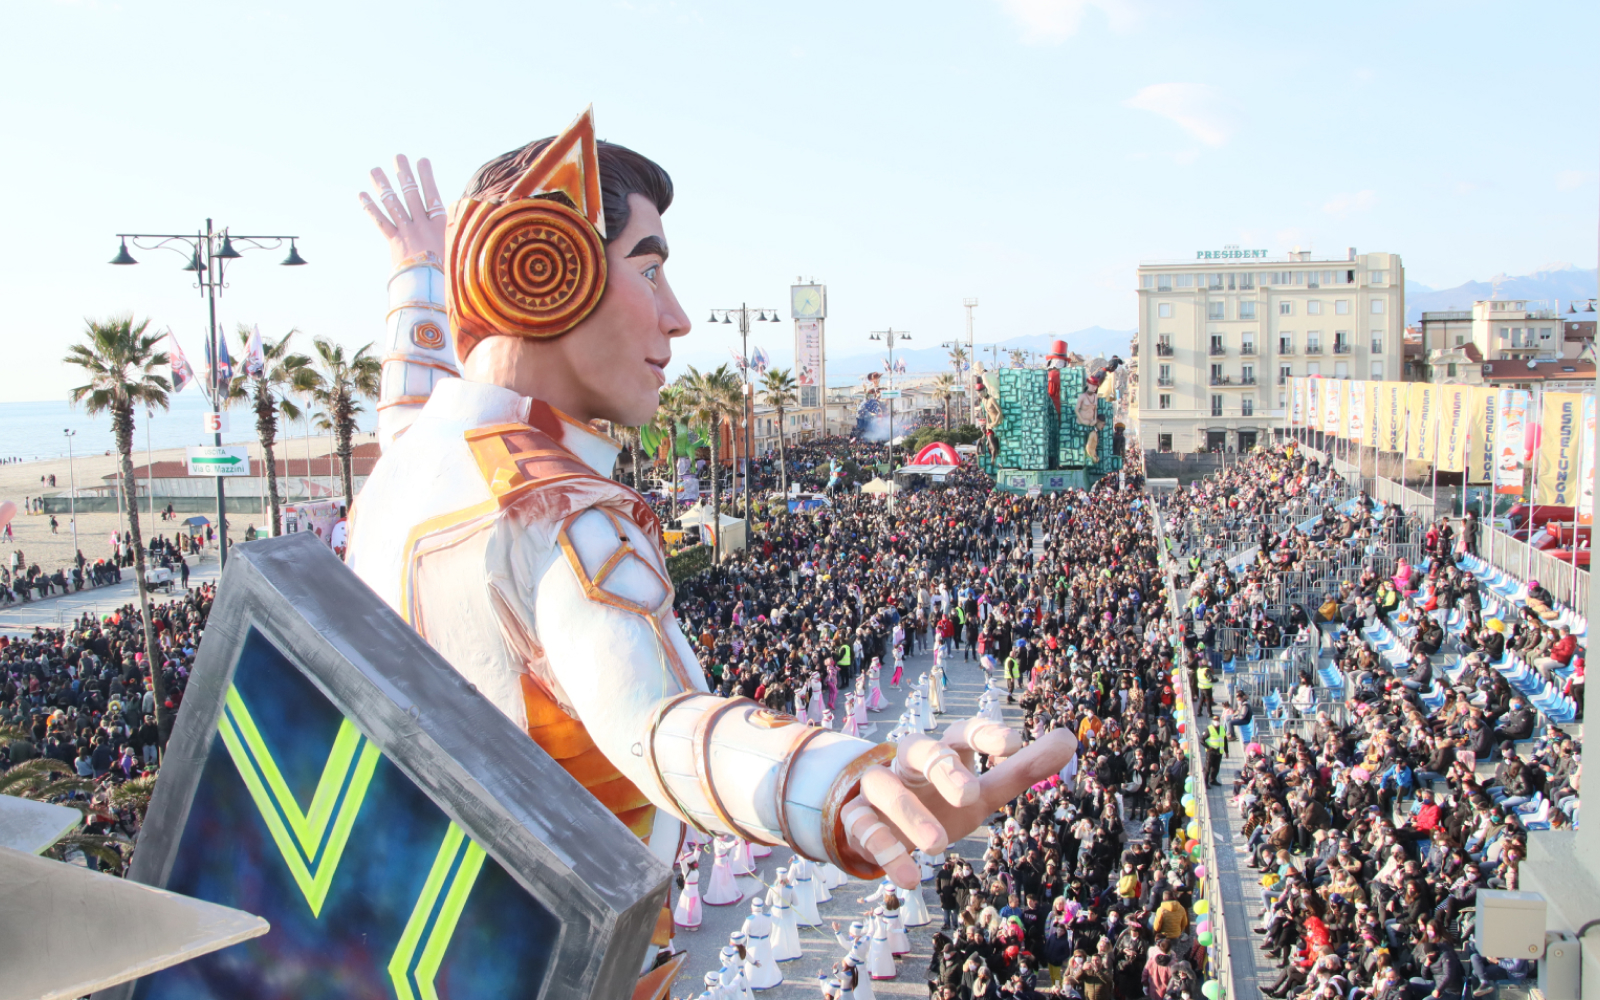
[186,445,251,477]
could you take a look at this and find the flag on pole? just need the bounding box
[165,332,195,394]
[204,331,235,385]
[244,325,266,378]
[751,346,770,373]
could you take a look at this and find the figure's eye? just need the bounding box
[643,264,659,282]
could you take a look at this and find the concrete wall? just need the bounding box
[1141,451,1224,484]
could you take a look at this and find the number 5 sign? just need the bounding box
[203,412,229,434]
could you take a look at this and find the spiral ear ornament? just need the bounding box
[447,196,608,361]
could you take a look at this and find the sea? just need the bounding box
[0,393,376,463]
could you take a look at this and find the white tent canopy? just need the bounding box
[894,463,957,479]
[676,505,747,552]
[860,477,899,495]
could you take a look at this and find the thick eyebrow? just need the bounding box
[625,235,669,261]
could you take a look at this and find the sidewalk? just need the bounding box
[0,556,222,634]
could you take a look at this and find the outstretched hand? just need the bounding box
[842,718,1077,889]
[358,154,446,267]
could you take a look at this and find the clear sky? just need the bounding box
[4,0,1596,403]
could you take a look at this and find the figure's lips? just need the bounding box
[647,358,669,386]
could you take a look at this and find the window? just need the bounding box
[1278,392,1286,407]
[1207,301,1224,320]
[1333,330,1349,353]
[1370,360,1383,379]
[1370,298,1385,314]
[1307,362,1320,375]
[1210,363,1224,383]
[1176,274,1195,288]
[1370,332,1384,353]
[1540,327,1554,340]
[1279,302,1293,316]
[1239,273,1255,290]
[1158,303,1173,318]
[1278,364,1292,385]
[1279,334,1294,354]
[1158,433,1172,452]
[1306,331,1322,352]
[1211,395,1224,417]
[1455,334,1465,346]
[1307,301,1323,315]
[1447,363,1457,377]
[1241,334,1256,354]
[1141,274,1155,289]
[1370,270,1387,284]
[1159,394,1172,410]
[1208,274,1225,290]
[1210,334,1225,355]
[1334,361,1349,377]
[1241,398,1254,416]
[1335,300,1350,315]
[1241,364,1255,384]
[1158,363,1172,385]
[1239,301,1257,319]
[1157,274,1172,291]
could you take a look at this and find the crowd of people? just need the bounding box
[0,583,213,870]
[1164,442,1582,1000]
[0,531,196,605]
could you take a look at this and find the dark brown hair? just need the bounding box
[463,138,673,245]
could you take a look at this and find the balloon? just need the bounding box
[1191,844,1204,859]
[1185,777,1195,792]
[1197,919,1211,933]
[1198,931,1214,947]
[1178,722,1186,734]
[1195,864,1207,879]
[1186,839,1199,852]
[1202,979,1223,999]
[1194,899,1210,915]
[1181,793,1195,807]
[0,501,14,529]
[1185,802,1197,817]
[1186,821,1200,839]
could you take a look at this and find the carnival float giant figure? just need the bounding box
[348,108,1078,974]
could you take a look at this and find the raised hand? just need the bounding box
[358,154,446,267]
[843,719,1076,889]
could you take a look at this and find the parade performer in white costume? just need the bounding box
[732,837,756,876]
[790,855,822,926]
[820,858,848,892]
[831,920,871,973]
[703,971,725,1000]
[865,660,887,712]
[704,837,743,906]
[840,956,874,1000]
[865,907,896,979]
[929,655,946,715]
[913,848,936,882]
[841,693,860,738]
[794,682,811,726]
[674,846,703,929]
[720,943,756,1000]
[750,838,772,860]
[812,852,833,903]
[766,868,802,962]
[861,881,911,954]
[741,898,782,990]
[915,674,933,730]
[351,111,1074,990]
[899,876,932,927]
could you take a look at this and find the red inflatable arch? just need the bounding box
[911,442,961,466]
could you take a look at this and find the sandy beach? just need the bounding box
[0,435,350,575]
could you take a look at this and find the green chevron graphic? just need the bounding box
[217,684,381,917]
[389,822,487,1000]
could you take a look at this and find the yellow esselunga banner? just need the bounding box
[1536,392,1585,506]
[1374,381,1405,453]
[1407,383,1438,463]
[1437,385,1470,473]
[1347,380,1369,443]
[1467,386,1497,485]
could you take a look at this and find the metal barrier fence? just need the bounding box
[1480,527,1590,614]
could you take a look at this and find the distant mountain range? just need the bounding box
[1405,265,1597,324]
[825,326,1135,377]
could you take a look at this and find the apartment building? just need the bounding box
[1136,248,1404,452]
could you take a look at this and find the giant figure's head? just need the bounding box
[447,108,691,428]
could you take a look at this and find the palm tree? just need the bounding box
[229,326,316,537]
[1008,347,1029,368]
[615,424,642,490]
[653,384,689,519]
[932,372,958,431]
[682,364,742,559]
[310,339,381,508]
[759,368,799,503]
[947,345,971,426]
[64,316,173,748]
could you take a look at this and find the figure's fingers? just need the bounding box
[862,764,948,853]
[942,717,1024,769]
[895,733,978,808]
[841,794,921,889]
[975,728,1078,811]
[394,154,428,224]
[416,157,446,221]
[358,192,398,239]
[370,167,410,225]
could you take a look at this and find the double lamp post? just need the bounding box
[708,304,780,522]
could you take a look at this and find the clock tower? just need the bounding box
[791,282,827,438]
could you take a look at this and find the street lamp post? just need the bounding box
[110,220,306,571]
[869,328,911,475]
[709,304,780,524]
[63,430,78,559]
[963,298,978,423]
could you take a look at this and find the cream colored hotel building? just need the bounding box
[1135,248,1405,453]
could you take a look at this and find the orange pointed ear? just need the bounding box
[504,105,606,238]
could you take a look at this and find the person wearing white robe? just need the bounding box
[819,859,848,891]
[865,659,887,712]
[813,855,833,904]
[861,882,911,954]
[720,944,756,1000]
[750,838,772,859]
[732,838,756,876]
[930,658,946,715]
[704,971,726,999]
[865,907,896,980]
[853,675,870,728]
[767,868,803,962]
[915,674,933,730]
[674,848,703,929]
[703,836,744,906]
[790,855,822,926]
[842,693,861,738]
[899,879,931,928]
[839,956,874,1000]
[831,920,871,973]
[741,898,783,990]
[794,685,810,726]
